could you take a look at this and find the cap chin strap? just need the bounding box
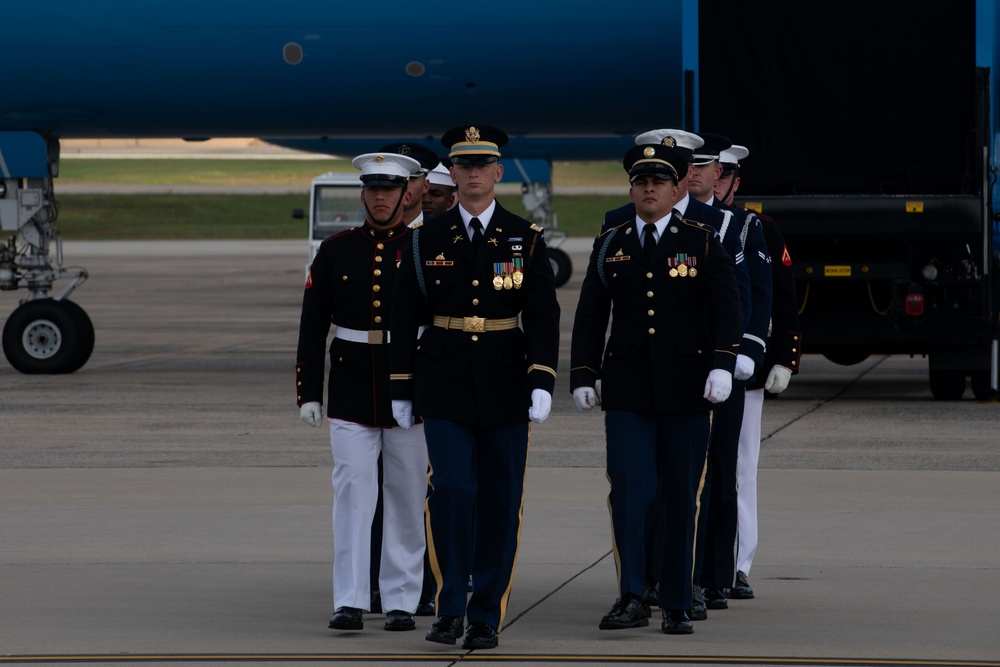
[363,186,407,226]
[720,169,737,205]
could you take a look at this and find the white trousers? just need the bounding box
[329,418,428,613]
[736,388,764,575]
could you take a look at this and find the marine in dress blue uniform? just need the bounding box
[296,152,429,633]
[686,134,772,615]
[570,143,743,635]
[389,125,560,650]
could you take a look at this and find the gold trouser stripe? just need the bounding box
[432,315,519,332]
[691,411,713,580]
[424,464,444,612]
[497,424,530,631]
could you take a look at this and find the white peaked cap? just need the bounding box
[719,145,750,165]
[634,128,704,152]
[426,162,455,187]
[351,153,421,181]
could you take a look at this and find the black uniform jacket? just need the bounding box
[571,214,743,414]
[714,200,773,369]
[296,220,410,427]
[390,203,560,426]
[746,211,802,389]
[604,199,753,333]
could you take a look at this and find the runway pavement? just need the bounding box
[1,240,998,666]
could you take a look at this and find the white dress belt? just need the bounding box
[334,327,390,345]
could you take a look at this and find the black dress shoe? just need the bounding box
[690,587,708,621]
[384,610,415,631]
[425,615,464,645]
[662,609,694,634]
[728,570,754,599]
[599,595,649,630]
[704,587,728,609]
[415,600,436,616]
[328,606,363,630]
[462,622,498,650]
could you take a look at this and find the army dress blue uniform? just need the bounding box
[571,172,743,623]
[296,153,429,628]
[390,200,560,634]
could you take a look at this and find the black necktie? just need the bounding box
[642,223,657,262]
[470,217,484,250]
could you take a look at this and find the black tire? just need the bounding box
[2,299,95,374]
[929,369,966,401]
[821,347,871,366]
[548,247,572,288]
[971,370,999,401]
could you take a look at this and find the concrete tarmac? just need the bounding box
[1,240,998,666]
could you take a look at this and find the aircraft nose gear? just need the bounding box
[1,131,94,373]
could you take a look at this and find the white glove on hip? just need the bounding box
[703,369,733,404]
[572,386,598,411]
[765,365,793,394]
[529,388,552,423]
[299,401,323,428]
[392,400,414,429]
[734,354,756,381]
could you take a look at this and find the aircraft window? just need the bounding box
[283,43,303,65]
[406,61,425,77]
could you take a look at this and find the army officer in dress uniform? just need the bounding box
[296,152,429,634]
[570,143,743,635]
[390,124,560,650]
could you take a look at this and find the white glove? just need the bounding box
[528,388,552,423]
[595,379,602,402]
[765,365,793,394]
[703,369,733,404]
[392,400,414,429]
[734,354,756,381]
[573,386,598,411]
[299,401,323,428]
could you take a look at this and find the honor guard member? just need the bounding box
[687,133,772,615]
[296,152,429,634]
[714,144,802,600]
[379,142,441,227]
[390,124,560,650]
[422,159,458,220]
[602,128,752,617]
[570,143,743,635]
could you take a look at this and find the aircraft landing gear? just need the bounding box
[511,159,573,288]
[2,298,94,374]
[1,131,93,374]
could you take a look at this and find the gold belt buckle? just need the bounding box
[462,316,485,332]
[367,330,385,345]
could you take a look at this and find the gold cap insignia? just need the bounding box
[662,136,676,148]
[465,126,481,143]
[374,155,385,162]
[643,146,655,158]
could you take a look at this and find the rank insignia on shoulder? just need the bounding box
[530,223,544,232]
[411,221,424,229]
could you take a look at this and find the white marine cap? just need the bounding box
[634,128,704,155]
[351,152,421,187]
[426,162,455,188]
[719,144,750,166]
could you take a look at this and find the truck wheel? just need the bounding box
[2,299,95,374]
[928,369,966,401]
[548,247,572,288]
[970,371,999,401]
[821,348,870,366]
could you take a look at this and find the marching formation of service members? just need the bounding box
[295,123,801,647]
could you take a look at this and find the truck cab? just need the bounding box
[307,172,363,264]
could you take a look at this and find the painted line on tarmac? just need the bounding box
[0,654,997,665]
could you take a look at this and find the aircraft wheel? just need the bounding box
[928,369,966,401]
[548,247,572,288]
[2,299,95,374]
